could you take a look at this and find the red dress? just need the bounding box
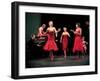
[37,27,44,37]
[43,30,58,51]
[62,34,68,51]
[73,29,83,53]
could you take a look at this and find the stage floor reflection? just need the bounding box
[26,55,89,68]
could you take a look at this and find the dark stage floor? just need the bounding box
[26,55,89,68]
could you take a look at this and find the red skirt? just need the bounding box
[62,35,68,51]
[73,36,83,53]
[43,39,58,51]
[43,33,58,52]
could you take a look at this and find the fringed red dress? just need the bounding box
[62,34,68,51]
[73,29,83,53]
[43,30,58,51]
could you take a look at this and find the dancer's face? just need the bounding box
[49,21,53,27]
[76,24,78,28]
[63,27,67,31]
[42,24,46,28]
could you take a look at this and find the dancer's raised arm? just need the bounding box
[53,27,57,37]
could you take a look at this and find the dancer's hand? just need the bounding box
[60,40,62,43]
[70,29,74,32]
[55,40,58,42]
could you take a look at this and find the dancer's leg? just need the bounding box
[64,50,67,59]
[49,50,54,61]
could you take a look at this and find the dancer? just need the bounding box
[37,24,46,37]
[82,36,88,54]
[60,27,70,59]
[70,23,83,58]
[43,21,58,61]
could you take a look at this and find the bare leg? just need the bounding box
[77,51,80,59]
[84,47,87,55]
[83,48,87,57]
[64,50,67,59]
[49,50,54,61]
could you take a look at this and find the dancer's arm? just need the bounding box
[85,41,88,44]
[75,28,82,35]
[45,28,49,34]
[38,27,43,36]
[70,29,77,34]
[71,29,82,35]
[54,27,57,37]
[67,32,70,37]
[60,33,63,43]
[70,29,74,33]
[78,28,82,35]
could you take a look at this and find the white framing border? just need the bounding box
[19,5,95,76]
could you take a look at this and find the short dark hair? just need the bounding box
[76,23,80,27]
[42,24,46,27]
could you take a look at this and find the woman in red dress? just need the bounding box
[71,23,83,57]
[60,27,70,59]
[43,21,58,61]
[37,24,46,37]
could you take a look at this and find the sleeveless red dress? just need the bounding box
[62,34,68,51]
[73,29,83,53]
[43,30,58,51]
[37,30,44,37]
